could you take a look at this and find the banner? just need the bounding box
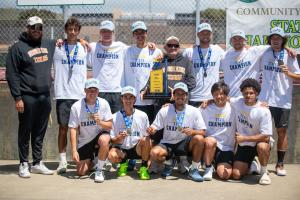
[226,0,300,53]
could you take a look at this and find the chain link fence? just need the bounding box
[0,0,226,76]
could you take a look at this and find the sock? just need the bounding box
[141,160,148,167]
[191,161,199,170]
[277,151,286,165]
[59,153,67,162]
[261,166,267,174]
[97,159,105,170]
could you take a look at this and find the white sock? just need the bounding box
[261,166,267,174]
[191,161,199,170]
[164,159,173,166]
[59,153,66,162]
[97,159,105,170]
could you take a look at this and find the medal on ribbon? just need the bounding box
[198,46,212,78]
[65,42,79,83]
[121,109,134,136]
[85,98,100,120]
[174,105,185,132]
[272,48,284,67]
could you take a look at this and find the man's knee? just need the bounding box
[205,137,217,149]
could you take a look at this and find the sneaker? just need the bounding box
[56,161,67,174]
[161,164,174,177]
[19,162,30,178]
[128,159,136,171]
[178,156,190,174]
[94,169,105,183]
[139,166,150,180]
[31,161,54,175]
[118,161,128,177]
[149,161,164,174]
[203,166,214,181]
[249,159,261,175]
[259,172,271,185]
[188,168,204,182]
[276,165,287,176]
[103,159,112,172]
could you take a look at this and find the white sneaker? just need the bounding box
[249,159,261,175]
[19,162,30,178]
[178,156,190,174]
[203,166,214,181]
[31,161,54,175]
[276,166,287,176]
[103,159,112,172]
[94,169,105,183]
[259,172,271,185]
[56,161,68,174]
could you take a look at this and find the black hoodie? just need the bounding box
[6,32,56,100]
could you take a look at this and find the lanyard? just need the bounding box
[272,48,284,64]
[65,43,79,82]
[85,98,100,116]
[174,105,185,131]
[197,46,212,77]
[121,109,134,130]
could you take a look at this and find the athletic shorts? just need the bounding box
[158,135,193,160]
[99,92,121,114]
[117,144,140,160]
[214,147,234,166]
[269,106,290,128]
[234,145,257,166]
[56,99,77,125]
[78,134,101,161]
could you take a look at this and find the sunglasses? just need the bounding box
[29,25,43,31]
[166,44,180,48]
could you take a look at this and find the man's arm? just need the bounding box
[235,133,270,144]
[184,58,196,92]
[70,127,80,163]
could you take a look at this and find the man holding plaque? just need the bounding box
[108,86,151,180]
[147,82,206,182]
[183,23,224,107]
[69,78,113,183]
[258,27,300,176]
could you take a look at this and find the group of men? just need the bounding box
[5,15,300,185]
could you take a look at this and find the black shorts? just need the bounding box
[56,99,77,125]
[158,135,193,159]
[120,145,140,160]
[188,101,203,108]
[134,105,155,124]
[215,147,234,166]
[269,106,290,128]
[150,129,164,145]
[99,92,121,114]
[234,145,257,166]
[78,134,101,161]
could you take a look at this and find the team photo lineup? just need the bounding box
[5,15,300,185]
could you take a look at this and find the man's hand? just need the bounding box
[56,39,64,48]
[280,64,290,75]
[285,47,297,58]
[147,126,156,135]
[235,133,245,144]
[72,150,80,163]
[140,87,148,101]
[147,42,156,50]
[181,128,194,136]
[162,103,171,108]
[15,99,24,113]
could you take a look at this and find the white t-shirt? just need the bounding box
[220,46,268,97]
[183,44,224,101]
[152,104,206,144]
[68,97,113,149]
[259,48,300,109]
[111,109,149,149]
[124,46,162,106]
[88,41,128,92]
[200,102,236,151]
[230,97,272,147]
[53,42,87,99]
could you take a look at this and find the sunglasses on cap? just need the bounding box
[166,44,180,48]
[29,24,43,31]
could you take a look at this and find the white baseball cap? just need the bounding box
[27,16,43,26]
[121,86,136,97]
[269,27,285,37]
[173,82,188,93]
[99,20,115,31]
[230,30,246,40]
[85,78,100,90]
[165,36,180,44]
[131,21,147,32]
[197,23,212,33]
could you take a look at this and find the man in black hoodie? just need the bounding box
[6,16,56,178]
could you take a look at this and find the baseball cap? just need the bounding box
[269,27,285,37]
[197,23,212,33]
[173,82,188,93]
[85,78,100,90]
[27,16,43,26]
[230,30,246,40]
[131,21,147,32]
[165,36,180,44]
[121,86,136,97]
[99,20,115,31]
